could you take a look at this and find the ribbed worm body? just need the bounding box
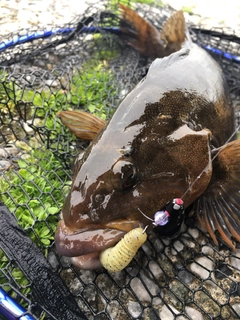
[100,228,147,272]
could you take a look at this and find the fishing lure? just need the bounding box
[100,200,184,272]
[139,198,185,239]
[100,227,147,272]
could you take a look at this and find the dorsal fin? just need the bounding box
[160,10,185,44]
[160,10,188,55]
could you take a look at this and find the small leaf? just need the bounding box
[88,104,96,113]
[48,207,59,215]
[18,159,28,168]
[19,169,34,180]
[41,238,51,246]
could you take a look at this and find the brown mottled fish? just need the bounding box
[118,4,186,58]
[55,5,240,270]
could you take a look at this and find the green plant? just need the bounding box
[0,37,118,301]
[181,6,195,14]
[0,250,31,302]
[70,61,117,120]
[0,146,71,248]
[110,0,163,8]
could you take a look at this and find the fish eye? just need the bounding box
[95,194,105,203]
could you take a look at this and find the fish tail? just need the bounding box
[194,139,240,249]
[57,110,106,140]
[119,4,165,59]
[119,4,186,59]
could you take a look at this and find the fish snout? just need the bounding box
[54,218,143,270]
[54,220,126,257]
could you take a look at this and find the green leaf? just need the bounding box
[88,104,96,113]
[40,238,51,246]
[19,169,34,181]
[18,159,28,168]
[48,207,59,215]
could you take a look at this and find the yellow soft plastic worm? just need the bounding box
[100,227,147,272]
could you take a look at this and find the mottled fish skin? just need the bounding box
[55,42,236,266]
[55,7,240,269]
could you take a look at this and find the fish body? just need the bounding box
[55,6,240,270]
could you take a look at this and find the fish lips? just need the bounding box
[55,220,126,258]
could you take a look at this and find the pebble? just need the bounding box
[232,304,240,317]
[0,160,12,171]
[171,240,184,254]
[230,250,240,269]
[201,245,214,256]
[159,305,186,320]
[107,300,121,319]
[0,0,91,36]
[159,305,177,320]
[188,227,199,239]
[178,269,193,285]
[130,272,160,302]
[159,305,204,320]
[127,300,142,319]
[1,0,239,39]
[185,306,204,320]
[182,234,196,248]
[23,118,42,134]
[190,256,215,281]
[23,122,34,134]
[148,261,163,278]
[130,278,151,302]
[0,145,20,158]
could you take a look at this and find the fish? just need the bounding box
[55,5,240,270]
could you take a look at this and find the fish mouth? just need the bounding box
[55,219,142,270]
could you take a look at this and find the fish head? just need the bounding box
[55,118,212,269]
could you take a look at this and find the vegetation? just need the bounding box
[0,52,118,305]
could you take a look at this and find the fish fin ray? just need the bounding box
[195,195,219,246]
[57,110,106,140]
[160,10,187,54]
[194,140,240,248]
[119,4,165,58]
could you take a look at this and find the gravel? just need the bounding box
[1,0,240,37]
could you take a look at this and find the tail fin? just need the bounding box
[119,4,187,59]
[57,110,106,140]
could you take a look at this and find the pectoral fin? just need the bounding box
[57,110,106,140]
[194,139,240,249]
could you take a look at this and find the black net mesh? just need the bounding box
[0,1,240,319]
